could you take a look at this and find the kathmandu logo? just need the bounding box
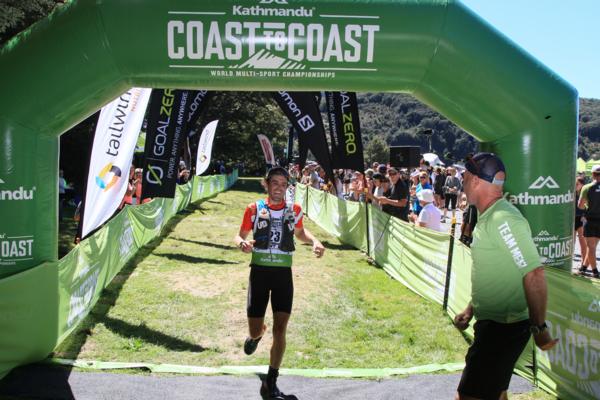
[260,0,288,4]
[231,49,306,70]
[0,179,36,201]
[95,163,122,192]
[529,176,559,190]
[533,230,559,242]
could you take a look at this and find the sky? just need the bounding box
[461,0,600,99]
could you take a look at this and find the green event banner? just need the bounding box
[0,173,236,380]
[296,185,600,400]
[0,0,577,279]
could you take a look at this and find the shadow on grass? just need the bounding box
[322,240,355,251]
[172,237,236,250]
[24,199,218,397]
[155,252,238,265]
[100,316,207,352]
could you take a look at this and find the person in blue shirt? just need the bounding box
[411,171,432,221]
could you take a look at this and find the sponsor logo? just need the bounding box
[95,163,122,191]
[154,208,165,229]
[340,92,358,155]
[67,257,100,328]
[119,220,135,258]
[505,176,573,205]
[589,298,600,313]
[260,0,288,4]
[167,4,380,79]
[257,220,268,229]
[529,176,559,189]
[105,91,133,157]
[0,233,34,265]
[0,186,36,201]
[146,164,164,186]
[277,91,315,132]
[533,230,571,264]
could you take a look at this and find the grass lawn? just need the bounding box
[54,178,554,399]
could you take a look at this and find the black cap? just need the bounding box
[265,166,290,181]
[465,152,506,184]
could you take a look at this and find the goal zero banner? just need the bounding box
[142,89,190,199]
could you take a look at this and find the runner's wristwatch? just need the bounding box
[530,322,548,335]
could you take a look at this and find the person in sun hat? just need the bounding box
[453,152,557,400]
[234,167,324,400]
[416,188,442,232]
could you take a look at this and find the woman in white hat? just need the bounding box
[416,189,443,232]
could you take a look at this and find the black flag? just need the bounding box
[142,89,190,199]
[185,90,213,174]
[272,91,334,181]
[325,92,365,171]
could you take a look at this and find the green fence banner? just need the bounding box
[297,185,600,400]
[0,173,236,379]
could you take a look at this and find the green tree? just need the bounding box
[0,0,61,47]
[365,136,389,165]
[196,92,289,175]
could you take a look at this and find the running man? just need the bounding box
[578,165,600,278]
[234,167,325,400]
[454,153,557,400]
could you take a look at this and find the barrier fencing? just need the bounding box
[0,171,238,379]
[296,184,600,400]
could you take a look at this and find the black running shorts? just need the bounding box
[247,266,294,318]
[445,193,458,210]
[584,218,600,238]
[458,319,531,400]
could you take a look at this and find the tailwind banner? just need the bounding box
[81,88,151,238]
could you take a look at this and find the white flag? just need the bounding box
[81,88,152,238]
[257,134,275,165]
[196,120,219,175]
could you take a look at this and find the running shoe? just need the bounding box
[244,335,263,355]
[578,265,588,274]
[260,381,298,400]
[592,269,599,279]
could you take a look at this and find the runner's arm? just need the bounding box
[234,229,255,253]
[295,227,325,258]
[523,267,558,351]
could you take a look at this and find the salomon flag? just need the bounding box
[257,134,276,166]
[81,88,151,238]
[142,89,190,199]
[272,91,333,181]
[196,120,219,175]
[325,92,365,171]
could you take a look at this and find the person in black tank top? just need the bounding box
[579,166,600,278]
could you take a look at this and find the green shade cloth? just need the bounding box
[296,184,600,400]
[0,172,237,380]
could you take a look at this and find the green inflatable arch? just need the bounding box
[0,2,576,275]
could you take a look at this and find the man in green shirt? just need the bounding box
[453,153,557,400]
[578,164,600,278]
